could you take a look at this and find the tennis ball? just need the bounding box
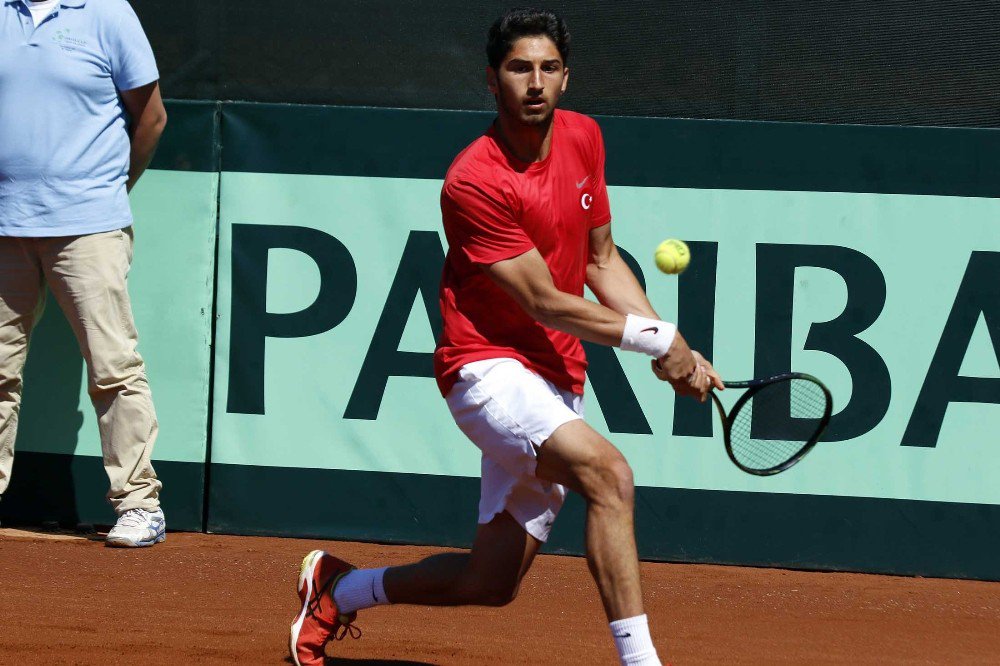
[654,239,690,274]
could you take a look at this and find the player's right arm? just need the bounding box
[483,248,707,399]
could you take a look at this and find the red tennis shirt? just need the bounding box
[434,110,613,397]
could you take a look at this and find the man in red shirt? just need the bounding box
[290,9,722,666]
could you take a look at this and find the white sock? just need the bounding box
[332,567,390,615]
[610,614,661,666]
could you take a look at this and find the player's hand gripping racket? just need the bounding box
[709,373,833,476]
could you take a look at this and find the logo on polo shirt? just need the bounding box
[53,29,88,51]
[580,193,593,210]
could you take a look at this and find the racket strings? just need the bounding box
[729,379,828,471]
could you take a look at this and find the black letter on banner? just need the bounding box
[902,252,1000,447]
[672,241,719,437]
[583,246,652,435]
[755,244,890,442]
[228,224,357,415]
[344,231,445,420]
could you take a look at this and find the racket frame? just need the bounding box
[709,372,833,476]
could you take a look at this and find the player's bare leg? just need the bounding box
[291,513,540,665]
[384,419,649,622]
[382,509,542,606]
[536,419,661,665]
[294,424,660,665]
[535,419,642,619]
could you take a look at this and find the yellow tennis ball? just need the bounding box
[654,239,690,274]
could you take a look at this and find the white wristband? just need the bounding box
[620,314,677,358]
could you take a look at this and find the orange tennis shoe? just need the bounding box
[290,549,361,666]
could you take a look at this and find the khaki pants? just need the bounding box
[0,228,160,514]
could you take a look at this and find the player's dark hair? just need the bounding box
[486,8,570,70]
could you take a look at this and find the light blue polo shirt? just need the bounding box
[0,0,158,237]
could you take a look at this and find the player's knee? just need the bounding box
[458,574,520,607]
[585,452,634,510]
[478,581,520,607]
[607,456,635,508]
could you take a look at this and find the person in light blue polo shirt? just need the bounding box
[0,0,169,547]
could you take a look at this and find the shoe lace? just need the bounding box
[305,573,362,641]
[115,509,147,528]
[335,623,362,641]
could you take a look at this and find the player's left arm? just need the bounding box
[586,222,658,319]
[121,81,167,193]
[587,221,723,393]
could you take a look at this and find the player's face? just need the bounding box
[488,35,568,127]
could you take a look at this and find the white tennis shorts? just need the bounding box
[445,358,584,542]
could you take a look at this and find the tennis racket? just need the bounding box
[709,373,833,476]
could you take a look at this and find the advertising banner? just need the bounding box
[209,104,1000,578]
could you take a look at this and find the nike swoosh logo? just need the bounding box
[613,632,632,638]
[372,579,378,603]
[640,326,659,334]
[576,176,589,188]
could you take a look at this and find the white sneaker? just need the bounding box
[106,508,166,547]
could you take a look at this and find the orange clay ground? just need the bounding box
[1,529,998,665]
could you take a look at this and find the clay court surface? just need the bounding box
[1,529,998,665]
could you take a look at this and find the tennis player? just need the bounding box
[291,8,722,665]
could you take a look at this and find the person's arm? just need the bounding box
[120,81,167,193]
[486,247,626,345]
[584,221,724,399]
[483,248,708,398]
[586,222,658,319]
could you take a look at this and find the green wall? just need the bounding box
[209,104,1000,579]
[7,100,1000,580]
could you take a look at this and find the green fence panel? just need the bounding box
[208,103,1000,579]
[2,101,219,531]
